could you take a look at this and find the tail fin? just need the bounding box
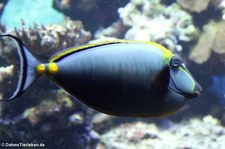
[0,34,41,100]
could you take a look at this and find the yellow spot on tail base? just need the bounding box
[48,62,58,75]
[36,64,45,74]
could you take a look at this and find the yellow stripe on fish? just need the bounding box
[49,40,173,63]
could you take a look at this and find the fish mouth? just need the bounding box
[169,79,202,99]
[182,90,201,98]
[192,83,202,98]
[179,83,202,99]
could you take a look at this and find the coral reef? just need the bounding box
[54,0,97,12]
[220,0,225,19]
[0,18,91,61]
[53,0,130,32]
[181,0,225,120]
[0,65,14,100]
[91,113,116,133]
[189,21,225,64]
[176,0,225,20]
[97,0,196,53]
[1,0,225,148]
[0,82,100,146]
[177,0,211,13]
[0,17,98,148]
[98,116,225,149]
[54,0,96,12]
[176,0,225,14]
[0,87,99,148]
[21,90,74,126]
[1,0,65,29]
[95,20,128,39]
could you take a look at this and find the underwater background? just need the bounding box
[0,0,225,148]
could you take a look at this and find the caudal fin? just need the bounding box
[0,34,41,100]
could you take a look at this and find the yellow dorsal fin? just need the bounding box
[49,40,126,62]
[49,40,173,62]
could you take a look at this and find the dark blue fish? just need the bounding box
[0,34,202,117]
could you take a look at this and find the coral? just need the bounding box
[0,67,98,148]
[0,18,91,61]
[189,21,225,64]
[1,0,65,29]
[98,116,225,149]
[54,0,97,12]
[53,0,130,32]
[188,0,225,20]
[98,0,197,52]
[54,0,71,10]
[221,0,225,20]
[211,0,224,7]
[176,0,225,15]
[177,0,210,13]
[210,22,225,54]
[0,65,14,100]
[188,23,215,64]
[0,17,98,148]
[95,20,128,39]
[0,65,14,82]
[22,90,74,126]
[91,113,116,132]
[0,85,99,148]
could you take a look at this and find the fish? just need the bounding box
[0,34,202,118]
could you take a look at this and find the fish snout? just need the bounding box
[185,83,202,99]
[194,83,202,97]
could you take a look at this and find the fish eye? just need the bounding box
[170,56,181,69]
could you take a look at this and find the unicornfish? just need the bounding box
[0,34,202,117]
